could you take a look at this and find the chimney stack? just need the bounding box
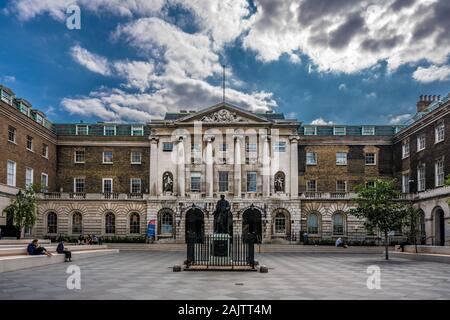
[416,94,435,112]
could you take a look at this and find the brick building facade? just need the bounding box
[0,84,449,245]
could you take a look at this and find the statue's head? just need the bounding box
[220,194,225,199]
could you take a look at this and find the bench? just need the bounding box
[0,249,119,273]
[0,245,110,257]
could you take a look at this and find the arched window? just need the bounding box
[274,212,287,234]
[105,212,115,234]
[159,210,174,235]
[307,213,319,234]
[72,212,82,234]
[129,213,140,234]
[333,212,345,235]
[47,212,57,234]
[274,171,285,193]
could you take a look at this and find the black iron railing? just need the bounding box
[186,233,257,269]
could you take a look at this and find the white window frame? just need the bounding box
[247,171,257,193]
[25,167,34,187]
[8,126,16,143]
[336,152,347,166]
[7,160,16,187]
[365,153,376,165]
[41,173,48,190]
[417,135,426,152]
[306,180,317,192]
[246,143,257,153]
[130,151,142,164]
[1,90,12,104]
[130,178,142,194]
[42,144,49,159]
[26,136,33,151]
[417,165,426,192]
[103,125,116,136]
[435,122,444,144]
[163,142,173,152]
[102,178,113,194]
[74,150,85,164]
[73,178,85,193]
[131,125,144,136]
[76,125,89,135]
[218,144,227,152]
[402,173,410,193]
[190,172,201,192]
[362,126,375,136]
[333,127,346,136]
[435,158,445,187]
[336,180,347,192]
[103,151,113,164]
[218,171,229,192]
[306,152,317,165]
[274,142,286,152]
[402,140,410,159]
[304,126,317,136]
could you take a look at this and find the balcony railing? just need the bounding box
[301,192,355,200]
[102,192,119,200]
[69,192,86,199]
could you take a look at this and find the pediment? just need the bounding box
[175,103,270,124]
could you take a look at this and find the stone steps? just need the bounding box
[0,249,119,273]
[0,239,51,246]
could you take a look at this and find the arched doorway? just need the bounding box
[242,206,262,243]
[433,207,445,246]
[185,208,204,243]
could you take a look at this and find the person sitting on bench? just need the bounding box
[56,238,72,262]
[27,239,52,257]
[335,237,348,248]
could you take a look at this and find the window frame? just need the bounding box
[42,144,49,159]
[306,180,317,192]
[333,126,346,136]
[25,167,34,187]
[336,180,347,193]
[402,173,410,193]
[190,172,201,192]
[274,141,286,152]
[102,178,114,194]
[417,164,426,192]
[76,125,89,135]
[365,152,376,165]
[73,178,85,193]
[7,160,16,187]
[103,125,116,136]
[332,213,345,235]
[402,140,410,159]
[26,135,33,151]
[8,126,16,144]
[130,151,142,164]
[307,213,319,235]
[304,126,317,136]
[103,151,113,164]
[162,142,174,152]
[41,173,49,191]
[435,158,445,187]
[129,212,141,234]
[47,212,58,234]
[336,152,347,166]
[435,122,445,144]
[246,171,257,193]
[130,178,142,194]
[74,150,85,164]
[417,135,426,152]
[306,152,317,165]
[218,171,229,192]
[362,126,375,136]
[131,125,144,136]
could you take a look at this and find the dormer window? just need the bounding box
[104,125,116,136]
[304,126,317,135]
[76,125,89,135]
[131,125,144,136]
[1,90,12,104]
[333,127,346,136]
[362,126,375,136]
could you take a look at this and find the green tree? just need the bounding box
[349,179,409,260]
[404,205,423,254]
[2,185,38,239]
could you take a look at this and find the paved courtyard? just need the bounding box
[1,251,450,300]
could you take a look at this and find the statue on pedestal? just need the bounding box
[213,195,230,234]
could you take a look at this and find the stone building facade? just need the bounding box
[0,84,449,245]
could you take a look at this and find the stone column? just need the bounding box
[177,136,186,197]
[149,136,159,197]
[204,135,214,198]
[234,135,243,197]
[289,136,300,199]
[262,135,271,197]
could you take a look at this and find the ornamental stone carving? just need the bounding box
[201,109,243,122]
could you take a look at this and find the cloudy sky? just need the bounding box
[0,0,449,125]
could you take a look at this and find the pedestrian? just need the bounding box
[27,239,52,257]
[56,238,72,262]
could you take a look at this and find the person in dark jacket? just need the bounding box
[56,239,72,262]
[27,239,52,256]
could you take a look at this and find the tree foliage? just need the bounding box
[2,185,38,239]
[349,179,410,260]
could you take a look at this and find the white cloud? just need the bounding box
[311,117,334,125]
[70,45,111,76]
[113,60,156,92]
[366,92,377,99]
[1,75,16,83]
[412,65,450,83]
[389,113,412,124]
[339,83,347,91]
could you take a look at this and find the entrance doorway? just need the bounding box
[185,208,204,243]
[434,207,445,246]
[242,207,262,243]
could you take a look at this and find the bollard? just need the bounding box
[259,265,268,273]
[173,265,182,272]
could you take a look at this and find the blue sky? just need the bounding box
[0,0,449,125]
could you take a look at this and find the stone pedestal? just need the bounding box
[210,233,231,265]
